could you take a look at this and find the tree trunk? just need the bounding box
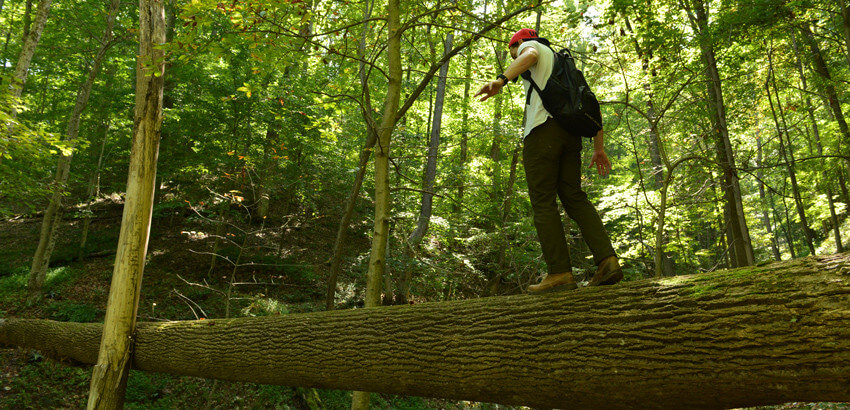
[798,23,850,151]
[407,31,453,249]
[86,0,165,408]
[790,29,841,253]
[455,50,472,214]
[326,0,377,311]
[27,0,122,299]
[79,120,110,261]
[22,0,33,42]
[364,0,401,309]
[497,142,521,268]
[685,0,754,268]
[828,188,843,252]
[352,0,401,406]
[756,135,781,261]
[782,194,798,259]
[489,61,504,204]
[839,172,850,209]
[10,0,50,101]
[4,254,850,409]
[765,47,815,256]
[837,0,850,70]
[255,124,278,220]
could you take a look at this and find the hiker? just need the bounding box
[473,28,622,293]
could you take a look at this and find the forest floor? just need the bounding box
[0,200,848,409]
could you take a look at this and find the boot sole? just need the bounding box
[528,282,579,295]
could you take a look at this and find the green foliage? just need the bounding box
[124,371,173,405]
[0,266,28,299]
[241,297,289,317]
[45,300,102,323]
[2,357,91,408]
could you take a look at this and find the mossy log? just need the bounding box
[3,254,850,409]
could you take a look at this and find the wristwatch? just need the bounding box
[496,74,508,86]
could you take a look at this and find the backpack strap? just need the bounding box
[521,70,541,105]
[520,44,562,105]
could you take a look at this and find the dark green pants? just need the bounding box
[522,118,616,274]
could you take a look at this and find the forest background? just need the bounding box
[0,0,849,407]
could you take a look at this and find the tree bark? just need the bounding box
[27,0,122,299]
[86,0,165,408]
[4,254,850,409]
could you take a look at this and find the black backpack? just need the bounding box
[521,45,602,139]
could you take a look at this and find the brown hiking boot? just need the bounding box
[528,272,578,294]
[587,256,623,286]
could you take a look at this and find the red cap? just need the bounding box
[509,28,538,47]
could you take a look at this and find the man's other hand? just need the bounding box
[589,149,612,176]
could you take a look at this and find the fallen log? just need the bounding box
[2,254,850,409]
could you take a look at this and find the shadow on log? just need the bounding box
[2,254,850,409]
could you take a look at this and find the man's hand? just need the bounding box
[589,128,611,176]
[473,80,503,102]
[589,149,612,176]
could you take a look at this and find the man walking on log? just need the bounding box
[473,28,622,293]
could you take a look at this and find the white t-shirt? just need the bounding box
[518,40,554,137]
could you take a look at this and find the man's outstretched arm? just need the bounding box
[472,46,539,102]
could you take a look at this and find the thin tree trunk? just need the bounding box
[10,0,50,101]
[624,13,677,276]
[79,120,110,261]
[685,0,754,267]
[86,0,165,407]
[326,0,377,311]
[827,187,842,252]
[2,29,10,70]
[352,0,401,407]
[790,29,842,253]
[255,124,278,220]
[798,23,850,151]
[400,31,453,304]
[496,142,521,272]
[22,0,33,41]
[837,0,850,70]
[208,204,226,277]
[364,0,401,319]
[840,172,850,207]
[756,135,781,261]
[489,75,504,203]
[28,0,122,298]
[5,255,850,410]
[765,46,815,255]
[781,193,798,259]
[408,31,453,247]
[455,49,472,214]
